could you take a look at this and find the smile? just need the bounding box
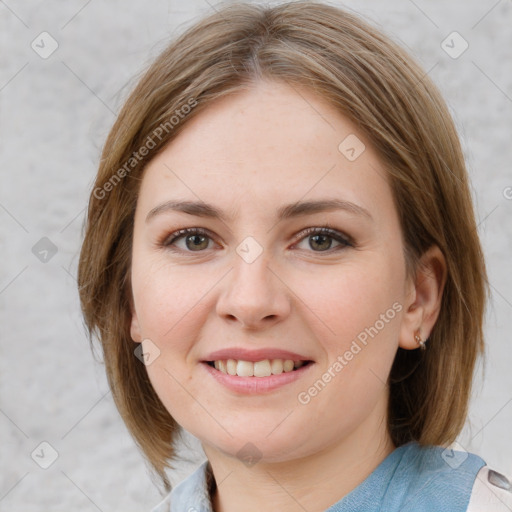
[207,359,311,377]
[202,358,314,394]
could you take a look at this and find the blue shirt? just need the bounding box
[151,442,486,512]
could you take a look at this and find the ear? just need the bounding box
[399,245,447,350]
[130,300,142,343]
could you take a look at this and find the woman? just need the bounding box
[78,2,511,510]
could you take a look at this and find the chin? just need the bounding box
[198,426,314,465]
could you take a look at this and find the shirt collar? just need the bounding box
[166,460,214,512]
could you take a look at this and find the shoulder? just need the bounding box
[381,442,485,511]
[467,465,512,512]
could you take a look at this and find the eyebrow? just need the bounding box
[145,198,373,223]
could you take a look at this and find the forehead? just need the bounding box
[138,80,392,221]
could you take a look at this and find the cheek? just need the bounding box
[131,255,210,342]
[301,258,403,342]
[299,256,403,402]
[131,261,209,423]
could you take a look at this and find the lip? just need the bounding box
[201,360,314,394]
[203,348,312,363]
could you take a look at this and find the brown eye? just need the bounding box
[184,233,210,251]
[309,233,334,251]
[163,228,214,252]
[294,227,352,253]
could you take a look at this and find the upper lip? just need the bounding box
[203,348,313,362]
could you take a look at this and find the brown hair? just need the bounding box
[78,0,488,490]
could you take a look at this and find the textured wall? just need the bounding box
[1,0,511,510]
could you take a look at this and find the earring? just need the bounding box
[415,330,426,350]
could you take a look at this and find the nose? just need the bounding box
[215,252,291,331]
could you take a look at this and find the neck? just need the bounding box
[205,403,395,512]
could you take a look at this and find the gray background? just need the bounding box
[0,0,511,510]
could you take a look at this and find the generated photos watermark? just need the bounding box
[93,97,198,200]
[297,301,403,405]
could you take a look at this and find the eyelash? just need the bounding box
[161,226,354,255]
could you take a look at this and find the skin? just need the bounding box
[130,80,446,512]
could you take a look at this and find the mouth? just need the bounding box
[204,358,314,377]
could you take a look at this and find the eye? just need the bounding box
[161,226,353,254]
[162,227,215,252]
[292,227,353,253]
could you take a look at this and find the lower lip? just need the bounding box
[201,362,314,394]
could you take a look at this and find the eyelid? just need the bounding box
[161,227,215,248]
[291,226,354,248]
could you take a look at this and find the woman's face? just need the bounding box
[130,80,414,463]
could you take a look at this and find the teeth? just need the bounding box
[226,359,237,376]
[254,360,271,377]
[283,360,294,372]
[211,358,307,377]
[236,360,254,377]
[270,359,283,375]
